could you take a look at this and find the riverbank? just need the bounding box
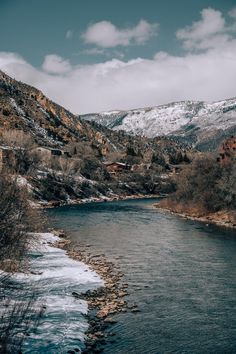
[40,193,163,208]
[154,201,236,230]
[53,229,134,353]
[0,232,104,353]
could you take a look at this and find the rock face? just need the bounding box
[80,98,236,151]
[0,71,81,146]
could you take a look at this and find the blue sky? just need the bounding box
[0,0,236,113]
[1,0,235,65]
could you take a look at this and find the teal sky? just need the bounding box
[0,0,235,67]
[0,0,236,113]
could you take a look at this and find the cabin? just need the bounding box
[169,164,186,174]
[63,151,72,158]
[34,147,63,157]
[103,161,130,174]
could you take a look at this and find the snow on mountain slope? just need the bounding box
[81,98,236,142]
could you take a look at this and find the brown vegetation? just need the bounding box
[0,173,44,352]
[159,154,236,224]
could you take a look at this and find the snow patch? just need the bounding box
[81,98,236,138]
[10,97,26,117]
[6,232,103,353]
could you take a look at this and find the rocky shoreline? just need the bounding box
[154,204,236,231]
[52,229,137,353]
[41,193,163,209]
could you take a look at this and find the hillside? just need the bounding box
[80,98,236,151]
[0,71,193,204]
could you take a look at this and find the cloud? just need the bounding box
[81,19,158,48]
[42,54,72,74]
[176,8,230,50]
[1,45,236,115]
[66,29,73,39]
[229,7,236,19]
[1,8,236,114]
[81,48,106,56]
[81,47,125,59]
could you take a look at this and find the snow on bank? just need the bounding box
[10,233,104,353]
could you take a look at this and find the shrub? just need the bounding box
[0,173,44,352]
[170,155,236,213]
[0,174,43,268]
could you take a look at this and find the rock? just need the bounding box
[72,291,80,298]
[30,271,43,275]
[131,308,141,313]
[104,317,117,324]
[94,331,104,338]
[118,291,128,297]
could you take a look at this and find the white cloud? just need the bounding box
[176,8,230,50]
[81,19,158,48]
[42,54,71,74]
[1,45,236,115]
[81,47,125,59]
[81,48,106,56]
[0,52,26,68]
[66,29,73,39]
[229,7,236,19]
[1,8,236,114]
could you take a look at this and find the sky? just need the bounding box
[0,0,236,113]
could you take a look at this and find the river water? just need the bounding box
[48,198,236,354]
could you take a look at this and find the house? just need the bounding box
[103,161,130,174]
[34,147,62,157]
[169,164,186,174]
[63,151,72,158]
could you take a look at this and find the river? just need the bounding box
[48,198,236,354]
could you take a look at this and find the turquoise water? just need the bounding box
[48,198,236,354]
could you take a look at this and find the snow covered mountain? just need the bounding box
[80,98,236,151]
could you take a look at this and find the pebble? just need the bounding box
[55,230,141,353]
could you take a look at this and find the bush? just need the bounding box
[0,130,40,175]
[171,156,236,213]
[0,173,44,352]
[0,174,43,268]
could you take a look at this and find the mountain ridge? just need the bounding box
[80,97,236,151]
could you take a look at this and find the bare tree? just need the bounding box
[0,130,40,175]
[0,173,45,352]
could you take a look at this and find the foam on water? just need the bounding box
[13,233,104,353]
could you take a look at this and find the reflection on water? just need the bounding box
[49,198,236,354]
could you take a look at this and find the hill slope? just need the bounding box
[0,71,192,203]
